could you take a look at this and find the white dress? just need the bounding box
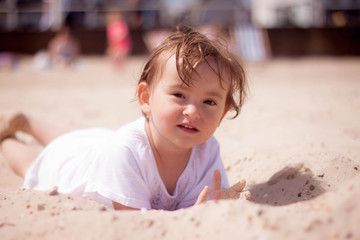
[23,117,229,210]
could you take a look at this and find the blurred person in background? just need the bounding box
[47,25,80,69]
[106,11,132,69]
[32,25,80,71]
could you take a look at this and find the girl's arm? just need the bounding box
[113,170,250,210]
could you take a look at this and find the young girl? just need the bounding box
[0,26,248,210]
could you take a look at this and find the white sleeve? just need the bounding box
[84,144,151,210]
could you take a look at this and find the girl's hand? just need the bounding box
[195,170,251,205]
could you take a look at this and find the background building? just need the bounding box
[0,0,359,56]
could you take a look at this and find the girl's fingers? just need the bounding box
[244,191,251,200]
[231,179,246,192]
[195,186,210,205]
[211,169,222,191]
[239,190,251,200]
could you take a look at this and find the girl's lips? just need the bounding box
[177,124,199,133]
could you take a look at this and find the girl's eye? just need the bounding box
[204,99,216,106]
[173,93,185,98]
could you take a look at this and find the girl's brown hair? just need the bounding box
[138,25,247,118]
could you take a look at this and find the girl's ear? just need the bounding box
[137,82,151,115]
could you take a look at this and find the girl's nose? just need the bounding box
[183,104,200,120]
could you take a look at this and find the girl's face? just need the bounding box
[138,56,230,152]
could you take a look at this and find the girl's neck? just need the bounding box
[145,120,192,195]
[145,120,192,164]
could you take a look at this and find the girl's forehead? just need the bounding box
[159,55,230,85]
[192,61,231,91]
[153,55,231,93]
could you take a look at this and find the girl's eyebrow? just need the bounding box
[205,91,224,100]
[167,83,185,89]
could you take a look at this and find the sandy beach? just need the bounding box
[1,56,359,239]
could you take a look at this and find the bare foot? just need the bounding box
[0,113,28,141]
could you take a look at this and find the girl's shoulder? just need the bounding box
[104,117,150,159]
[113,117,147,143]
[97,118,154,178]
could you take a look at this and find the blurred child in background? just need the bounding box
[106,11,132,69]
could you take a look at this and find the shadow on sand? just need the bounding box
[247,163,326,206]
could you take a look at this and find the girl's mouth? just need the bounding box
[177,124,199,133]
